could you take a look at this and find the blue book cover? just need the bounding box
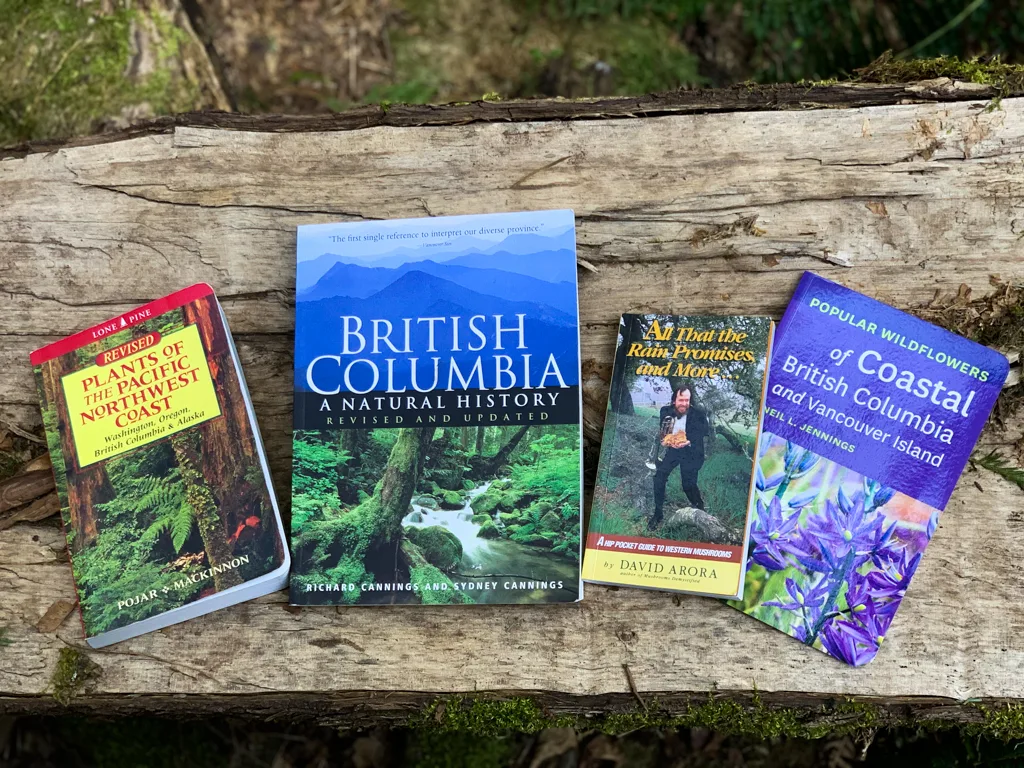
[289,211,583,605]
[731,272,1008,665]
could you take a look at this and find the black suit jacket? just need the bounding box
[657,404,710,466]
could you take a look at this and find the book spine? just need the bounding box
[736,321,775,594]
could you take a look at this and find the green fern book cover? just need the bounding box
[31,284,289,647]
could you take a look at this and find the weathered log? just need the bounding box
[0,470,54,514]
[1,83,1023,727]
[1,77,1013,160]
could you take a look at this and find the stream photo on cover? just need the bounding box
[290,423,581,604]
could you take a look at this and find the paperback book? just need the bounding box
[289,210,583,605]
[731,272,1008,665]
[30,284,289,648]
[583,314,774,599]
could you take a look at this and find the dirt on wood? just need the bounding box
[915,278,1024,425]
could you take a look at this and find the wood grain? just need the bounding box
[1,87,1023,719]
[0,470,55,514]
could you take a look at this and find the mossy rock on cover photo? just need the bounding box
[405,526,463,572]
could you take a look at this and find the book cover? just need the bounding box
[730,272,1009,665]
[30,284,289,647]
[289,210,583,606]
[583,314,774,599]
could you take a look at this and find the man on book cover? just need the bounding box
[584,313,772,599]
[649,386,709,528]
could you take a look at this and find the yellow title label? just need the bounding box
[62,324,221,468]
[582,550,742,597]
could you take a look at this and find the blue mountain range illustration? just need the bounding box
[295,269,579,393]
[295,227,576,290]
[299,259,577,316]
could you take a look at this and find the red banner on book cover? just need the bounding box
[585,533,742,563]
[30,283,214,365]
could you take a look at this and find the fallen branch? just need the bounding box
[623,664,648,712]
[0,420,45,444]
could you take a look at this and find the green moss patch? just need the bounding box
[0,0,208,144]
[476,520,501,539]
[407,694,1024,742]
[50,647,101,706]
[973,703,1024,741]
[469,491,500,517]
[405,526,463,571]
[409,563,471,604]
[857,53,1024,94]
[412,697,575,737]
[439,490,464,510]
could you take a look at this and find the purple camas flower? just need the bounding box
[755,463,784,492]
[783,442,820,478]
[749,497,801,571]
[842,606,889,649]
[843,573,874,616]
[803,493,882,560]
[787,488,819,510]
[863,477,895,509]
[819,618,880,666]
[867,546,921,607]
[745,436,923,666]
[764,577,831,640]
[764,576,830,613]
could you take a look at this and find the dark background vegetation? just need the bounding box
[3,0,1024,766]
[2,0,1023,144]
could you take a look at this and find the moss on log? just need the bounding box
[0,0,228,146]
[411,694,1024,741]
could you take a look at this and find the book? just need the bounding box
[730,272,1009,665]
[30,284,289,648]
[583,314,774,599]
[289,210,584,605]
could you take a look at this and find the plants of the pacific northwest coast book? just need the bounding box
[30,285,289,648]
[583,314,774,599]
[290,210,583,605]
[731,272,1009,666]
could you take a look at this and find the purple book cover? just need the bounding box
[730,272,1008,666]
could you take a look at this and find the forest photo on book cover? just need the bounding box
[593,314,770,546]
[290,423,580,604]
[33,296,285,637]
[290,212,582,605]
